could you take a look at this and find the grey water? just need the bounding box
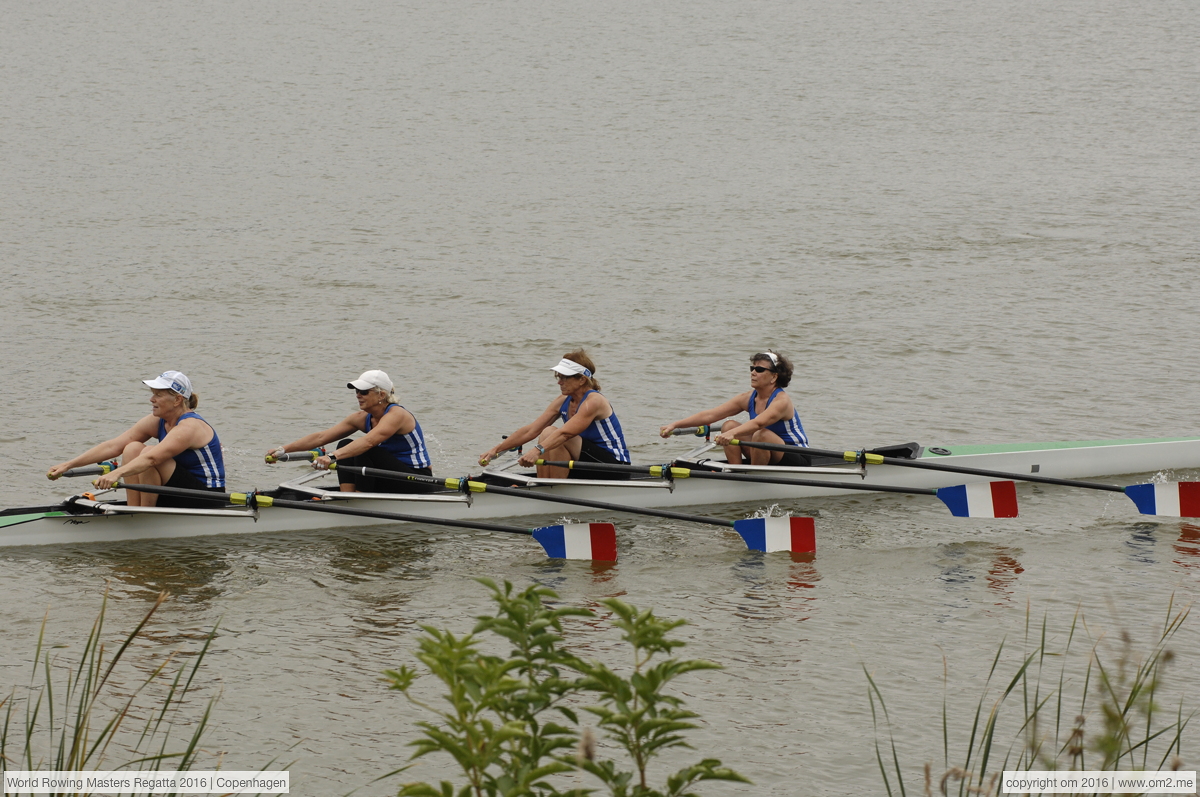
[2,0,1199,793]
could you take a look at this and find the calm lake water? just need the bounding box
[2,0,1199,793]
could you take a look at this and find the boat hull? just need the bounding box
[4,436,1198,548]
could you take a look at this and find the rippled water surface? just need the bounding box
[2,0,1199,793]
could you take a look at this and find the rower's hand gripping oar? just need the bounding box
[51,461,120,479]
[105,482,616,562]
[537,460,1020,519]
[730,440,1199,518]
[331,463,817,553]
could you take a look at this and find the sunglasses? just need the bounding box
[750,366,776,374]
[355,388,374,396]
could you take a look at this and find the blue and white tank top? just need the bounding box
[364,405,431,468]
[559,390,630,463]
[156,412,225,488]
[747,388,809,447]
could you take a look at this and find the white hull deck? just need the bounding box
[3,436,1198,548]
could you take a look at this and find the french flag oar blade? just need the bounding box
[1123,482,1200,518]
[532,523,618,561]
[732,516,816,553]
[934,482,1020,518]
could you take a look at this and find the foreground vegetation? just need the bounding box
[866,600,1194,797]
[0,591,220,795]
[383,578,748,797]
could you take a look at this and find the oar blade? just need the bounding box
[1123,482,1200,518]
[532,523,618,561]
[732,516,816,553]
[935,482,1020,518]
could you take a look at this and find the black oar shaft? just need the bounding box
[732,440,1126,493]
[111,483,534,536]
[673,468,938,496]
[341,464,734,528]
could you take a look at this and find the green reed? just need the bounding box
[866,599,1193,797]
[0,589,219,795]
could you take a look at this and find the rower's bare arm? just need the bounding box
[48,418,156,479]
[660,394,748,437]
[271,417,360,458]
[108,418,206,480]
[480,404,560,464]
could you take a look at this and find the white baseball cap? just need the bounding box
[143,370,193,398]
[348,370,394,393]
[551,358,592,378]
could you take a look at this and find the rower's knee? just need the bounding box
[121,441,146,463]
[721,420,739,432]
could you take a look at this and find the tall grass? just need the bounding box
[1,590,220,795]
[866,600,1193,797]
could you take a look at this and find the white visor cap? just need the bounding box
[143,370,193,398]
[348,370,394,393]
[551,358,592,378]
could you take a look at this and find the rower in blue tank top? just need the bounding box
[363,404,431,468]
[746,388,808,448]
[479,349,632,480]
[558,390,630,465]
[156,413,225,488]
[48,370,227,508]
[266,369,435,494]
[660,350,812,467]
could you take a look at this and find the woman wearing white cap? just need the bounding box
[46,371,226,507]
[479,350,630,480]
[266,370,433,493]
[659,350,811,467]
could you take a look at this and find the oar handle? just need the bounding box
[61,461,120,478]
[670,424,726,437]
[730,440,1126,493]
[265,449,324,464]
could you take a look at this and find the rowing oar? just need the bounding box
[537,460,1019,519]
[101,482,617,561]
[329,463,815,553]
[729,440,1200,518]
[52,461,120,479]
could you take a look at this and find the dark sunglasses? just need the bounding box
[750,366,776,374]
[355,388,373,396]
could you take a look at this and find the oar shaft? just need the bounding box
[111,483,534,536]
[345,463,733,528]
[668,467,938,496]
[731,440,1126,493]
[538,459,937,496]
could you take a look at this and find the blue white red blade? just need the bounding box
[532,523,618,561]
[1123,483,1200,518]
[935,482,1019,518]
[732,516,816,553]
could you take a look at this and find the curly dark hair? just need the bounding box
[750,350,793,388]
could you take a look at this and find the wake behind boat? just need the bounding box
[3,434,1199,549]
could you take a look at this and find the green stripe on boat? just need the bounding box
[923,437,1200,457]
